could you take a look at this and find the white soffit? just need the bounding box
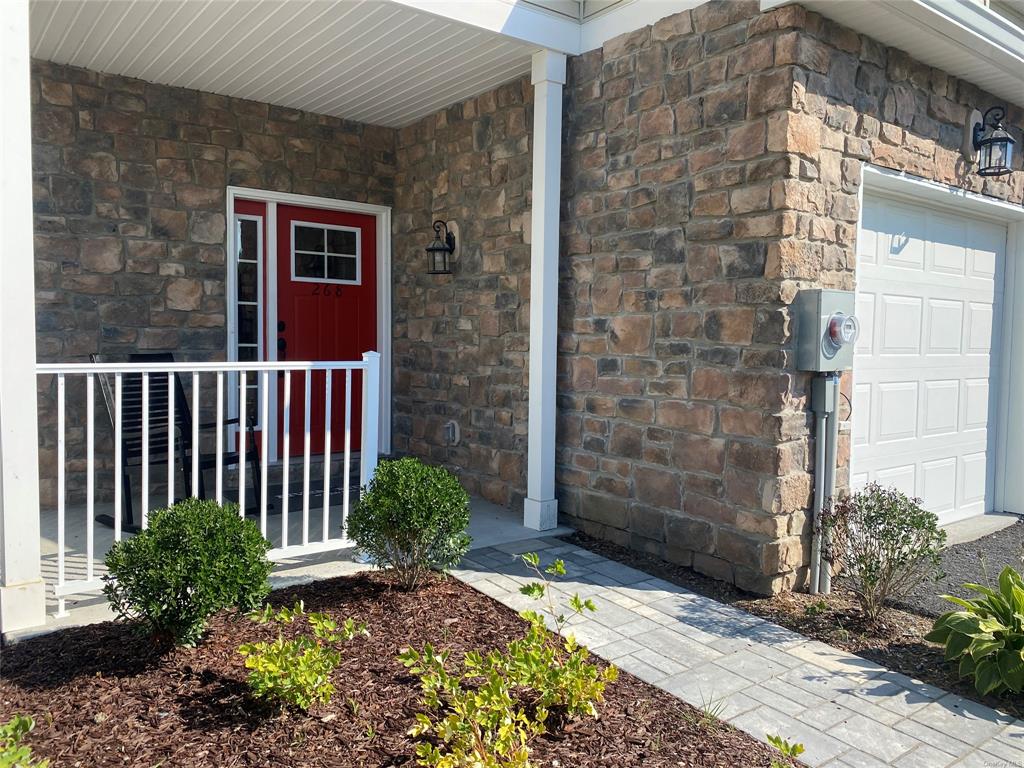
[389,0,702,54]
[29,0,537,128]
[762,0,1024,106]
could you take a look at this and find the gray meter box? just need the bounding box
[795,289,858,372]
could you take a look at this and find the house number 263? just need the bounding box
[311,285,343,297]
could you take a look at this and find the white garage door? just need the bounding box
[852,193,1007,524]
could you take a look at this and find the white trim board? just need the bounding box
[858,165,1024,517]
[225,186,393,457]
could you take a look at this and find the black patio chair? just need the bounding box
[91,352,263,531]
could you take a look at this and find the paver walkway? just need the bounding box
[453,537,1024,768]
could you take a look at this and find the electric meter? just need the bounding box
[826,312,860,351]
[795,289,858,371]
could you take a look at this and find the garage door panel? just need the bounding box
[921,380,959,436]
[929,214,968,276]
[854,193,1006,524]
[875,381,918,443]
[856,293,875,355]
[970,220,1004,280]
[961,452,988,507]
[962,379,990,431]
[926,299,964,355]
[883,203,927,270]
[879,295,922,355]
[965,302,995,354]
[921,457,957,514]
[875,464,917,497]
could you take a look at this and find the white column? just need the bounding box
[523,49,565,531]
[0,0,46,633]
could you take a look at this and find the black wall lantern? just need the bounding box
[425,220,455,274]
[964,106,1016,177]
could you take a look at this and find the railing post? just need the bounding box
[359,352,381,490]
[0,0,46,634]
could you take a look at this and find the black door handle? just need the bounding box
[277,337,287,361]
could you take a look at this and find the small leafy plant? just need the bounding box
[238,600,368,712]
[104,498,273,646]
[399,553,617,768]
[0,715,48,768]
[767,733,805,768]
[819,484,945,622]
[347,457,471,590]
[925,566,1024,696]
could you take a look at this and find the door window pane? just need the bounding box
[238,262,258,302]
[294,225,324,252]
[294,252,324,279]
[238,305,258,344]
[327,228,357,255]
[327,255,357,281]
[239,219,259,260]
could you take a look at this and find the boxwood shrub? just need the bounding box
[103,498,272,646]
[346,457,470,590]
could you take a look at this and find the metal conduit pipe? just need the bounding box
[809,405,828,595]
[809,372,840,595]
[820,374,841,594]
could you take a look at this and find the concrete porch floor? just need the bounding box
[28,496,571,638]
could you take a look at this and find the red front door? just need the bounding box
[274,204,377,456]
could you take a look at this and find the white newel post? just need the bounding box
[524,49,565,531]
[0,0,46,634]
[360,351,381,490]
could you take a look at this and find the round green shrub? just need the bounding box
[820,483,946,622]
[103,498,273,646]
[346,457,471,590]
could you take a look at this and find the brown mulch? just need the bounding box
[566,532,1022,717]
[0,571,792,767]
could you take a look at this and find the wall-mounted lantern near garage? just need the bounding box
[963,106,1016,177]
[425,220,455,274]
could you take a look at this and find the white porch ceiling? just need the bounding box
[28,0,537,128]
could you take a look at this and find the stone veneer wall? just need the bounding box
[556,0,1023,593]
[557,1,806,594]
[391,78,533,508]
[31,59,396,504]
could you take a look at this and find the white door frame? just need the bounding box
[225,186,393,458]
[857,165,1024,516]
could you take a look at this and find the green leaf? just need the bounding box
[519,583,545,600]
[521,552,540,568]
[974,658,1004,695]
[944,631,972,662]
[997,650,1024,692]
[943,614,986,637]
[545,559,566,577]
[999,567,1022,597]
[969,638,1004,660]
[959,653,977,678]
[941,595,979,612]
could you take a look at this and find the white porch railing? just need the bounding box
[36,353,380,616]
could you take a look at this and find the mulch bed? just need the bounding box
[0,571,792,767]
[565,531,1022,717]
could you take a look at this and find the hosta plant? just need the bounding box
[0,715,48,768]
[239,600,368,712]
[399,553,617,768]
[925,566,1024,696]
